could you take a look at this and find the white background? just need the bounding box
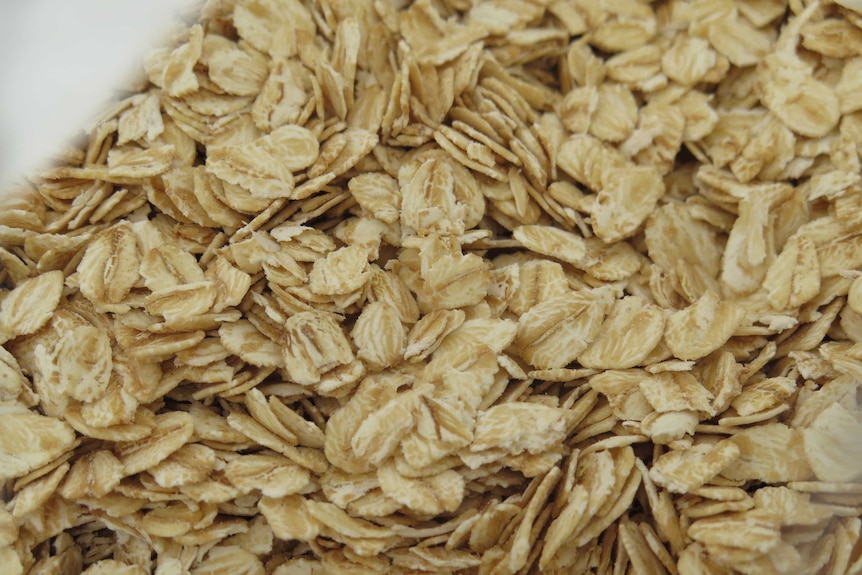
[0,0,199,192]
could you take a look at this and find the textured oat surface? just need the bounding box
[2,1,862,574]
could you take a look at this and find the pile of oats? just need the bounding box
[3,0,862,573]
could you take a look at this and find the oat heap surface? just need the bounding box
[4,0,862,573]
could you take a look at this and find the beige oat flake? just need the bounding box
[1,1,861,573]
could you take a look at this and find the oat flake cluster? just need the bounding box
[3,0,862,573]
